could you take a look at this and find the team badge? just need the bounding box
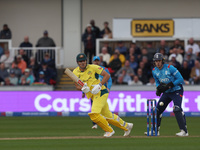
[88,71,92,75]
[79,55,84,58]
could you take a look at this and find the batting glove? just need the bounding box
[91,83,102,95]
[81,83,90,93]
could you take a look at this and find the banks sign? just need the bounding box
[131,20,174,37]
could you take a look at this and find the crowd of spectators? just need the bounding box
[0,24,57,86]
[108,38,200,85]
[82,20,200,86]
[1,21,200,87]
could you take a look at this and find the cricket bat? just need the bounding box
[64,68,85,87]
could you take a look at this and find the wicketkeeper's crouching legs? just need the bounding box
[156,108,162,132]
[173,105,188,133]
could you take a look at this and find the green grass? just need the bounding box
[0,116,200,150]
[1,138,200,150]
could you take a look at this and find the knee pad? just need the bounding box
[88,113,100,122]
[88,113,113,132]
[173,105,185,116]
[173,105,182,113]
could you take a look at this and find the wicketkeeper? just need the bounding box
[146,53,189,136]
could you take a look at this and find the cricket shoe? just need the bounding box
[176,130,189,136]
[124,123,133,136]
[92,124,98,129]
[144,130,160,136]
[104,130,115,137]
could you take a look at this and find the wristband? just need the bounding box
[99,83,102,87]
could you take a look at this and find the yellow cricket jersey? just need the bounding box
[73,64,107,99]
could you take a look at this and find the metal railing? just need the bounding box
[11,47,64,67]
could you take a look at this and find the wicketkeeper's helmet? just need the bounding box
[153,53,165,65]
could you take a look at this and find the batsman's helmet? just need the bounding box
[76,53,87,62]
[153,53,165,65]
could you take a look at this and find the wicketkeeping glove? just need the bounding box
[81,83,90,93]
[157,83,166,92]
[156,89,162,96]
[91,83,102,95]
[156,83,166,96]
[157,82,174,93]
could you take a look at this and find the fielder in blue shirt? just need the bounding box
[92,56,112,91]
[150,53,188,136]
[82,56,112,129]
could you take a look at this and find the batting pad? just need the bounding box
[88,113,113,132]
[106,114,128,131]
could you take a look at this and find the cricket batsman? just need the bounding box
[73,53,133,137]
[148,53,188,136]
[82,56,113,129]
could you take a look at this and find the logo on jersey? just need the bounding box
[83,77,92,82]
[173,70,178,76]
[159,78,169,82]
[88,71,92,75]
[98,67,102,70]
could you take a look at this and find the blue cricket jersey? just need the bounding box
[152,64,184,93]
[99,66,112,90]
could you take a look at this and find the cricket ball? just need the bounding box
[159,102,164,106]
